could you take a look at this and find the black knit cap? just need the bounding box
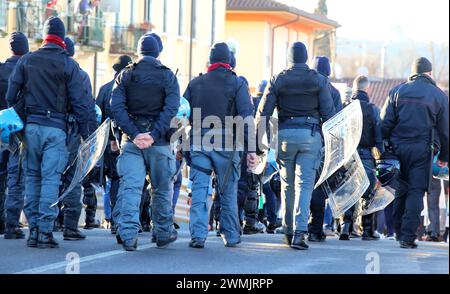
[411,57,432,74]
[209,42,231,64]
[9,32,29,56]
[288,42,308,64]
[43,16,66,39]
[113,55,133,73]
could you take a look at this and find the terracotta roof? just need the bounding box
[227,0,340,28]
[333,78,406,108]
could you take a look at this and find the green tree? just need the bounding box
[314,0,328,16]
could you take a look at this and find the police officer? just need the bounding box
[339,76,383,241]
[6,17,92,249]
[111,34,180,251]
[381,57,449,249]
[57,37,97,241]
[0,32,29,239]
[96,55,132,234]
[257,42,335,250]
[184,42,256,248]
[235,76,265,234]
[308,56,342,242]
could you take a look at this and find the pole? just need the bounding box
[188,0,195,82]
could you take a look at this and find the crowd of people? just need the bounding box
[0,16,448,252]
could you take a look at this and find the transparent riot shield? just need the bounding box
[322,151,370,217]
[315,100,363,189]
[362,182,395,216]
[51,118,111,207]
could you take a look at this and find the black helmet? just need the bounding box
[376,154,401,187]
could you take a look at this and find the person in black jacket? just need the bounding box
[184,43,257,248]
[381,57,449,249]
[111,34,180,251]
[0,32,29,239]
[339,76,384,241]
[308,56,343,242]
[96,55,132,234]
[6,17,92,249]
[257,42,335,250]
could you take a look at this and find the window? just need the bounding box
[191,0,197,39]
[130,0,138,24]
[163,0,168,33]
[178,0,184,36]
[210,0,216,45]
[144,0,152,23]
[0,0,6,30]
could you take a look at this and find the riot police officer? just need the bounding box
[339,76,383,241]
[111,34,180,251]
[257,42,335,250]
[381,57,449,249]
[184,42,256,248]
[0,32,29,239]
[58,37,97,241]
[96,55,132,234]
[308,56,342,242]
[6,17,92,249]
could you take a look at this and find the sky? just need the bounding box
[278,0,450,43]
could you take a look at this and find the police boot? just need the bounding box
[291,232,309,250]
[27,228,39,248]
[63,228,87,241]
[122,238,138,251]
[156,229,178,249]
[84,219,100,230]
[4,226,25,239]
[116,234,123,244]
[284,234,293,246]
[361,215,379,241]
[308,232,326,243]
[400,240,418,249]
[243,221,265,235]
[189,238,205,249]
[266,223,278,234]
[37,232,59,249]
[0,220,5,235]
[339,223,351,241]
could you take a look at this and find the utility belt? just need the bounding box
[279,116,321,136]
[26,107,68,122]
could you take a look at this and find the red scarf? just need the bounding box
[207,62,232,73]
[42,34,66,49]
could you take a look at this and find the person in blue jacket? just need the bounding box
[111,34,180,251]
[6,17,92,249]
[0,32,29,239]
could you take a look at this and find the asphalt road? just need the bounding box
[0,225,448,274]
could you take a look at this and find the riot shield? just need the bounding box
[361,182,395,216]
[51,118,111,207]
[315,100,363,189]
[322,151,370,217]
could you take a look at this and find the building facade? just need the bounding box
[225,0,339,91]
[0,0,227,94]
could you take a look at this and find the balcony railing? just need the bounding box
[75,16,105,51]
[10,1,105,50]
[110,24,151,55]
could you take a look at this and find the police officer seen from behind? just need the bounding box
[257,42,335,250]
[308,56,342,242]
[111,34,180,251]
[339,76,383,241]
[96,55,132,234]
[0,32,29,239]
[6,17,92,249]
[58,37,97,241]
[184,42,257,248]
[381,57,449,249]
